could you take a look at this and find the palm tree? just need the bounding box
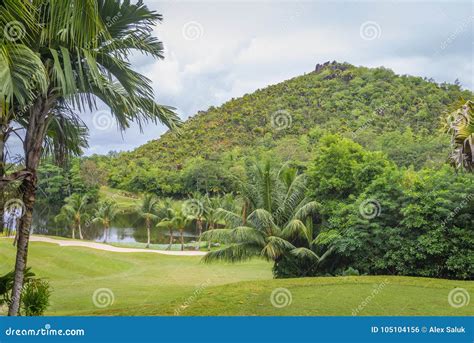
[1,0,181,315]
[137,194,159,248]
[156,198,175,250]
[446,100,474,172]
[54,205,76,239]
[60,194,89,240]
[202,195,232,250]
[203,162,329,275]
[173,210,190,251]
[184,192,207,250]
[93,201,119,243]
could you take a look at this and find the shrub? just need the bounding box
[21,279,52,316]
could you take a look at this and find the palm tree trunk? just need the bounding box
[0,128,9,235]
[168,229,173,250]
[9,95,52,316]
[196,218,203,250]
[8,172,37,316]
[104,225,109,243]
[72,226,75,239]
[208,223,214,251]
[146,218,151,248]
[78,221,83,240]
[180,229,184,251]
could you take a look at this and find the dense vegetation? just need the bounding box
[28,63,473,281]
[100,62,471,196]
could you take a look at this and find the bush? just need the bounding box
[0,268,35,308]
[21,279,52,316]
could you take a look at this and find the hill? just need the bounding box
[103,61,472,195]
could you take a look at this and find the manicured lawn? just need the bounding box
[160,276,473,316]
[0,238,271,315]
[1,239,472,316]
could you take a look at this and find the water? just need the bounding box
[31,211,199,245]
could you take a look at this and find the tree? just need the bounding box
[60,194,89,240]
[1,0,181,315]
[137,194,159,248]
[156,198,175,250]
[183,192,206,250]
[93,200,119,243]
[446,100,474,171]
[170,209,192,251]
[203,162,327,277]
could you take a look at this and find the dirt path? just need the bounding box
[6,236,207,256]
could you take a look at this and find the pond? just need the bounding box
[6,209,200,245]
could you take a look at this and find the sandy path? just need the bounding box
[4,236,207,256]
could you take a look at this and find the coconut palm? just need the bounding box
[1,0,181,315]
[93,200,119,243]
[183,192,206,250]
[59,194,89,240]
[137,194,159,248]
[203,162,329,274]
[156,198,176,250]
[172,210,191,251]
[446,100,474,171]
[202,194,233,250]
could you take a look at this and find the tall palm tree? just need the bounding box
[137,194,159,248]
[183,192,207,250]
[202,194,232,250]
[446,100,474,172]
[60,194,89,240]
[168,209,192,251]
[156,198,175,250]
[203,162,328,274]
[54,204,76,239]
[93,200,119,243]
[1,0,181,315]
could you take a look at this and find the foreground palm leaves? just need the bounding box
[0,0,181,315]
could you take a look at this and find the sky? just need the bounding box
[8,0,474,156]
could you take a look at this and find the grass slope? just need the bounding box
[1,239,472,316]
[0,239,271,315]
[99,186,142,212]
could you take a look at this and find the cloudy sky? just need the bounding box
[12,0,473,156]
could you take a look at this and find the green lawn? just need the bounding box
[99,186,143,212]
[1,238,472,316]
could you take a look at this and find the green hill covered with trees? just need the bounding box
[104,61,471,196]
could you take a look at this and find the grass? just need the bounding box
[1,238,472,316]
[99,186,142,212]
[0,238,271,316]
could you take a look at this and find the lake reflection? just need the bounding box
[32,212,198,244]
